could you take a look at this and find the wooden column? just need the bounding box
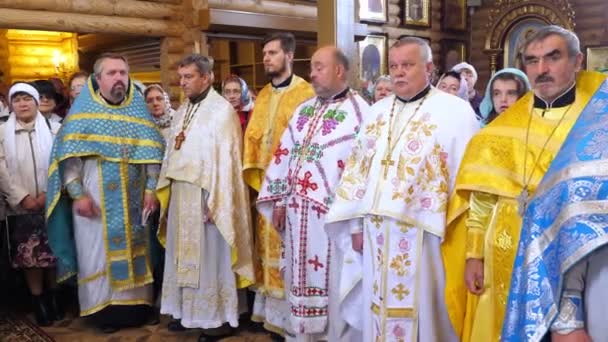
[317,0,357,84]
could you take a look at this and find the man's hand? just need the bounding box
[20,195,39,211]
[551,330,592,342]
[73,195,100,218]
[272,206,286,232]
[143,192,159,213]
[352,232,363,253]
[35,193,46,210]
[465,258,485,295]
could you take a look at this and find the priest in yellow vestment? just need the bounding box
[242,32,314,334]
[442,25,607,342]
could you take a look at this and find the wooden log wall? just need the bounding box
[470,0,608,91]
[0,0,195,104]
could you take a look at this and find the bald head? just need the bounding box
[310,46,349,98]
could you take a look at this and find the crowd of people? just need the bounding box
[0,24,606,342]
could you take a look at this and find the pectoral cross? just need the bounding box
[175,131,186,150]
[517,186,529,217]
[380,156,395,179]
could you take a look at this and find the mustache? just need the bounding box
[112,81,126,89]
[535,74,554,83]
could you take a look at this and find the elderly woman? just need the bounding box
[1,83,62,326]
[222,75,254,133]
[32,80,64,123]
[144,84,174,143]
[436,70,469,101]
[479,68,531,125]
[372,75,392,103]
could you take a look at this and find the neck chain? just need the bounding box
[380,94,428,179]
[517,103,573,216]
[174,101,201,150]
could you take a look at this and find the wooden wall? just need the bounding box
[362,0,468,72]
[470,0,608,91]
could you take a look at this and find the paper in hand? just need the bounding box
[142,207,151,226]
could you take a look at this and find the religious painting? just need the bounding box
[359,34,387,101]
[440,40,466,73]
[404,0,430,27]
[503,18,546,68]
[359,0,387,23]
[442,0,466,31]
[586,46,608,74]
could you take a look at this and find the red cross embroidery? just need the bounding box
[311,205,327,219]
[288,198,300,212]
[273,144,289,164]
[297,171,318,195]
[308,255,324,271]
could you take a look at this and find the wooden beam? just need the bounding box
[78,34,139,53]
[207,0,315,18]
[0,8,183,37]
[0,0,181,20]
[201,8,317,33]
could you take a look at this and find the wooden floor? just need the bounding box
[40,314,275,342]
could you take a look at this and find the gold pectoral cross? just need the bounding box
[381,155,395,180]
[175,131,186,150]
[517,186,529,217]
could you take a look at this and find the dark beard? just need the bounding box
[110,83,126,101]
[265,61,288,78]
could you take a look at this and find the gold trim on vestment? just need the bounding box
[63,133,163,149]
[65,113,156,129]
[80,298,151,317]
[371,303,415,317]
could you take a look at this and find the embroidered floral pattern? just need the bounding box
[389,253,412,277]
[267,178,288,195]
[391,283,410,301]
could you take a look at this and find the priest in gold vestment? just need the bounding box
[158,54,254,340]
[442,25,607,342]
[242,32,314,334]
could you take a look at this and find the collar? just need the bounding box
[271,74,293,89]
[396,84,431,103]
[533,83,576,109]
[189,86,211,104]
[99,93,126,106]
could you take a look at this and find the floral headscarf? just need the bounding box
[144,84,174,129]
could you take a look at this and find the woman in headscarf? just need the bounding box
[371,75,392,103]
[222,74,254,133]
[1,83,62,326]
[32,80,65,123]
[144,84,175,143]
[436,70,469,101]
[479,68,531,125]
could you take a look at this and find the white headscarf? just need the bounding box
[5,83,54,192]
[451,62,478,85]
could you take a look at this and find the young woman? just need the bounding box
[2,83,62,326]
[479,68,531,125]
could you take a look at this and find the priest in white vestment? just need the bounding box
[257,46,370,341]
[157,54,255,341]
[325,37,479,342]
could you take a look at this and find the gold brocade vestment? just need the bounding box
[441,71,606,342]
